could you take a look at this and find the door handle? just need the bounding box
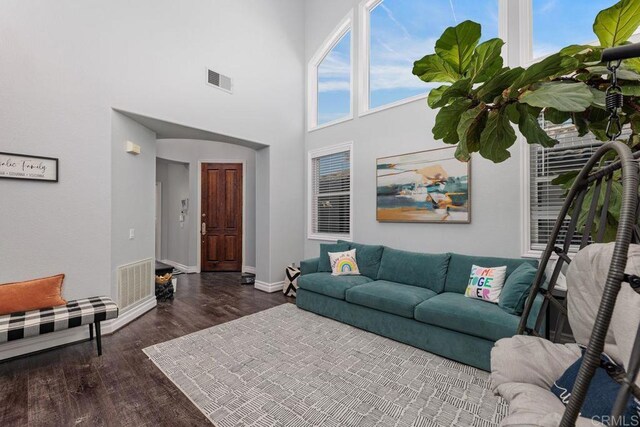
[201,222,206,236]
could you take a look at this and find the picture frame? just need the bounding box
[376,146,471,224]
[0,152,59,182]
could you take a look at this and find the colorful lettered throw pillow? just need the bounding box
[464,265,507,303]
[329,249,361,276]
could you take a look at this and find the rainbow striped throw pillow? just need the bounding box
[329,249,361,276]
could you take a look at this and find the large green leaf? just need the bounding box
[629,114,640,137]
[505,103,520,124]
[560,44,603,65]
[593,0,640,47]
[544,108,571,124]
[475,67,524,102]
[552,170,580,189]
[456,104,488,161]
[608,180,623,222]
[622,83,640,95]
[585,65,640,80]
[560,44,595,56]
[520,82,594,112]
[428,79,473,108]
[576,184,606,233]
[427,85,449,108]
[413,54,461,83]
[589,120,611,141]
[478,109,517,163]
[625,57,640,73]
[469,38,505,83]
[433,98,473,141]
[516,104,557,148]
[443,130,460,145]
[435,20,481,74]
[589,87,607,108]
[511,53,580,91]
[573,112,590,137]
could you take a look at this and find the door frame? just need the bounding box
[155,181,162,260]
[196,159,246,273]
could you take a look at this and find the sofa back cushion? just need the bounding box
[377,248,450,293]
[338,240,384,279]
[499,262,540,315]
[444,253,538,294]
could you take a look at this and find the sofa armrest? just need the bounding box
[300,257,319,275]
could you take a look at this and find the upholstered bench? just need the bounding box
[0,296,119,356]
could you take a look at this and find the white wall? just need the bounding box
[156,139,258,270]
[303,0,524,260]
[111,111,157,302]
[0,0,305,301]
[156,158,191,266]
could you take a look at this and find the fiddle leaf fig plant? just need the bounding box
[412,0,640,164]
[411,0,640,241]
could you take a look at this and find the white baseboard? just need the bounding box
[102,295,157,334]
[254,280,284,293]
[161,259,198,274]
[242,265,256,274]
[0,295,157,361]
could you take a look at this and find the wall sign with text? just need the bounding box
[0,152,59,182]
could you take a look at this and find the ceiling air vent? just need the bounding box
[207,68,232,93]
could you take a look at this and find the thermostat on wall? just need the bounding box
[126,141,141,155]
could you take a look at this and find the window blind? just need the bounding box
[529,122,607,252]
[311,149,351,236]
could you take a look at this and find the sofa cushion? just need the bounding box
[444,253,538,294]
[376,248,450,293]
[345,281,437,318]
[499,262,539,315]
[318,243,350,272]
[338,240,384,279]
[297,273,372,300]
[414,292,520,341]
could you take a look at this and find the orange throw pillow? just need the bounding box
[0,274,67,315]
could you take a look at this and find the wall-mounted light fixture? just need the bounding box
[125,141,141,155]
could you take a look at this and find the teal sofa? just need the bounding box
[296,241,542,371]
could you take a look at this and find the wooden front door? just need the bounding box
[201,163,243,272]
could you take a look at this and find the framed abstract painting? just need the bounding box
[376,147,471,223]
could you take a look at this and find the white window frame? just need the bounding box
[359,0,507,117]
[358,0,429,117]
[520,135,543,258]
[307,141,354,242]
[307,11,355,132]
[525,0,640,66]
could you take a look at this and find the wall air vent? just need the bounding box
[207,68,233,93]
[117,258,153,312]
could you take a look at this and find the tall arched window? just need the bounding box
[531,0,615,60]
[360,0,499,114]
[308,13,353,130]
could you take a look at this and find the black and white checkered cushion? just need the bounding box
[0,296,118,343]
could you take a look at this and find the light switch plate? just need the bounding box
[129,228,135,239]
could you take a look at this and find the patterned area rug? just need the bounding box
[143,303,507,427]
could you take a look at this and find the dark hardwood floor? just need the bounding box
[0,273,292,427]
